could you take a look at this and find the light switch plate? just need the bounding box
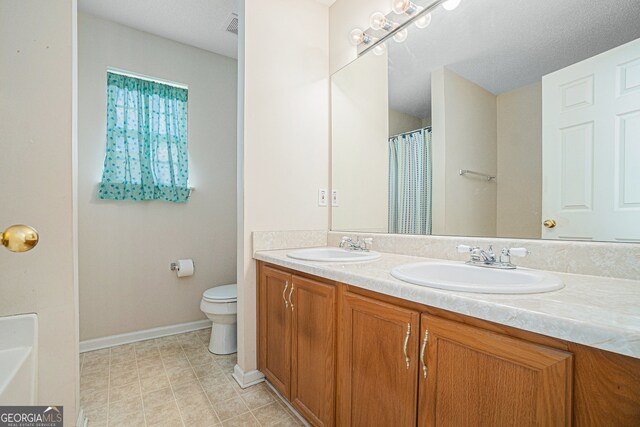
[331,189,339,207]
[318,188,328,206]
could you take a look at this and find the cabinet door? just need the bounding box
[418,314,573,427]
[258,265,292,398]
[291,276,336,427]
[338,292,420,427]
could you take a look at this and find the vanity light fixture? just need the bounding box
[349,28,373,46]
[442,0,461,11]
[352,0,461,55]
[370,12,396,31]
[414,10,432,28]
[373,43,387,56]
[391,0,419,15]
[393,28,408,43]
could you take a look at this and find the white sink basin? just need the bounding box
[0,313,37,405]
[287,247,381,263]
[391,262,563,294]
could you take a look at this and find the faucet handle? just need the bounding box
[507,247,529,257]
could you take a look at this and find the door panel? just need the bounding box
[418,314,573,427]
[338,292,419,427]
[542,37,640,241]
[291,276,336,427]
[258,266,291,398]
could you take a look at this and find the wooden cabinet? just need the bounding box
[418,314,573,427]
[257,262,640,427]
[258,265,336,426]
[291,275,336,426]
[258,265,291,398]
[337,292,420,427]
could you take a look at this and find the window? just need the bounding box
[98,71,189,203]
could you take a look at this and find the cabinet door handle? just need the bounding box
[282,281,289,309]
[288,283,295,311]
[403,323,411,369]
[420,328,429,379]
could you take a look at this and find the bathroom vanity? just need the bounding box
[255,251,640,427]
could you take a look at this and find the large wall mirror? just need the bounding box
[331,0,640,243]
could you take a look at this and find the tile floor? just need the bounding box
[80,329,304,426]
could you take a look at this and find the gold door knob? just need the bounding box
[1,224,39,253]
[543,219,557,229]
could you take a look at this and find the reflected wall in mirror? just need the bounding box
[331,0,640,243]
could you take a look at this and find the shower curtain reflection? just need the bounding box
[388,127,432,234]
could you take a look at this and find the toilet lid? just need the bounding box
[203,284,237,302]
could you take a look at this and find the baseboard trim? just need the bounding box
[79,319,212,353]
[231,364,265,389]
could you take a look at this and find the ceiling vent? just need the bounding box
[225,13,239,35]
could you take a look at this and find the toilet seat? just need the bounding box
[203,284,237,302]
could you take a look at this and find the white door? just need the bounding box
[542,37,640,242]
[0,0,78,418]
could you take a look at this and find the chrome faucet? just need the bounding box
[457,245,529,269]
[340,236,373,252]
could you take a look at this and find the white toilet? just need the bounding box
[200,284,237,354]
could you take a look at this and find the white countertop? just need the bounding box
[254,248,640,359]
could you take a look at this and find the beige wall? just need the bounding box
[332,52,389,232]
[389,109,423,136]
[432,67,497,237]
[0,0,78,422]
[237,0,330,377]
[497,82,542,239]
[78,13,238,340]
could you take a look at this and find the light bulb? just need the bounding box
[442,0,461,11]
[373,43,386,56]
[415,11,432,29]
[370,12,395,31]
[391,0,418,15]
[349,28,370,46]
[393,28,408,43]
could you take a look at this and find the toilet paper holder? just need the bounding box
[171,262,194,271]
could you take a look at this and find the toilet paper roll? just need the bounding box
[175,259,194,277]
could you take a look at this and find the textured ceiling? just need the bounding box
[79,0,239,58]
[386,0,640,119]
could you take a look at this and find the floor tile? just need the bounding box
[143,401,181,426]
[140,373,171,394]
[203,381,238,403]
[107,408,147,427]
[138,360,166,379]
[109,381,142,403]
[180,404,221,427]
[212,396,250,421]
[192,362,222,379]
[83,404,108,424]
[251,402,291,426]
[80,331,305,427]
[110,368,139,387]
[240,386,275,410]
[109,395,144,416]
[166,366,197,386]
[142,387,175,411]
[175,389,210,413]
[171,378,203,401]
[222,412,260,427]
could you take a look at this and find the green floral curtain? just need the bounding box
[98,72,189,203]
